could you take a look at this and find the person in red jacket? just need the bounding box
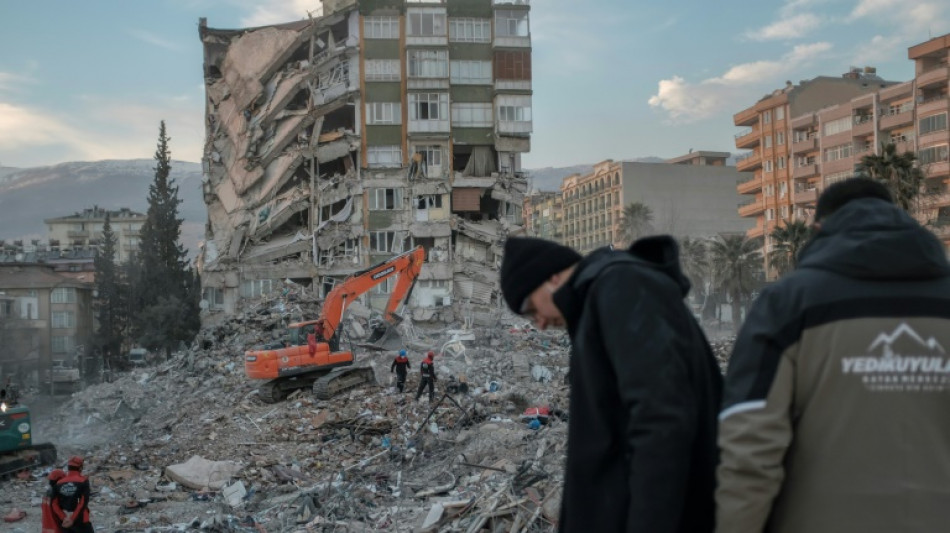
[414,351,437,402]
[52,456,94,533]
[41,469,66,533]
[391,350,410,393]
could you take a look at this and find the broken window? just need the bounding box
[449,18,491,43]
[364,16,399,39]
[365,60,401,82]
[240,279,279,299]
[371,277,395,295]
[416,195,444,210]
[495,10,530,37]
[450,60,492,84]
[369,231,404,253]
[366,102,401,125]
[316,239,359,267]
[407,8,446,37]
[409,93,448,120]
[202,287,225,309]
[408,50,448,78]
[412,145,443,169]
[369,188,404,210]
[367,146,402,168]
[451,103,492,127]
[319,199,349,224]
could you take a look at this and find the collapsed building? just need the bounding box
[196,0,532,327]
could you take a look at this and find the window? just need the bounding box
[495,10,529,37]
[408,50,448,78]
[764,160,773,172]
[776,107,785,120]
[779,182,788,197]
[497,95,532,122]
[780,205,789,218]
[365,60,400,82]
[823,116,852,136]
[365,102,401,125]
[890,131,914,143]
[370,231,402,253]
[364,16,398,39]
[919,145,950,165]
[449,18,490,42]
[203,287,224,309]
[778,156,786,169]
[412,145,443,168]
[416,194,444,209]
[52,311,75,329]
[826,170,854,184]
[450,61,492,84]
[451,103,492,127]
[51,287,76,304]
[409,93,448,121]
[367,146,402,168]
[240,279,278,299]
[494,50,531,80]
[823,143,852,162]
[371,277,395,295]
[776,132,785,145]
[765,208,775,221]
[407,9,446,37]
[920,113,948,135]
[369,188,404,210]
[765,184,774,197]
[763,110,772,124]
[764,135,773,148]
[51,335,75,354]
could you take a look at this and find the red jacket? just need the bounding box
[52,471,92,525]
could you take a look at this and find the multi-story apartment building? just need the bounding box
[522,191,562,240]
[559,155,752,254]
[197,0,531,325]
[736,33,950,261]
[733,70,899,245]
[0,263,94,388]
[44,206,146,263]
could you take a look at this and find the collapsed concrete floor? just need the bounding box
[1,290,732,532]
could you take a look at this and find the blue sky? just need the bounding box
[0,0,947,169]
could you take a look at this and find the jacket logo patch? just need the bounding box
[842,323,950,392]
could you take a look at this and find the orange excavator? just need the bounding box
[245,246,426,403]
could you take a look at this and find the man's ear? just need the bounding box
[811,222,822,232]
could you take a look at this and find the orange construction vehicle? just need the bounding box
[245,246,426,403]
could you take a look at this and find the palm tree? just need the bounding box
[679,236,710,314]
[709,234,763,331]
[620,202,654,244]
[768,220,811,277]
[856,142,925,211]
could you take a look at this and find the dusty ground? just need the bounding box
[1,312,732,533]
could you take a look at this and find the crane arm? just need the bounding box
[315,246,426,340]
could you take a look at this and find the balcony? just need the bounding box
[852,114,875,135]
[923,161,950,178]
[734,127,760,149]
[736,151,762,172]
[66,230,88,238]
[738,198,764,218]
[918,95,948,115]
[793,163,819,180]
[880,108,914,130]
[894,139,915,154]
[918,65,949,89]
[793,187,818,205]
[792,136,817,154]
[737,174,762,194]
[734,107,758,127]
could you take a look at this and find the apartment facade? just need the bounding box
[735,33,950,259]
[197,0,531,325]
[0,264,94,387]
[44,206,146,263]
[522,191,562,240]
[559,156,753,255]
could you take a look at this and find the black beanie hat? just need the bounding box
[500,237,582,314]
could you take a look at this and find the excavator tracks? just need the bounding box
[312,367,377,400]
[0,443,57,478]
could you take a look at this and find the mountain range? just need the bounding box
[0,156,683,256]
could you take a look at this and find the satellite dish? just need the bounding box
[14,253,23,261]
[199,299,209,310]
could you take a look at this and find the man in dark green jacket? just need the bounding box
[501,235,722,532]
[718,178,950,532]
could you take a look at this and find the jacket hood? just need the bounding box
[553,236,691,334]
[798,198,950,280]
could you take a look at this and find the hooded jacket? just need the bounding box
[717,198,950,533]
[552,236,722,533]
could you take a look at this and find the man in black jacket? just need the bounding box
[500,236,722,533]
[391,350,410,393]
[717,178,950,532]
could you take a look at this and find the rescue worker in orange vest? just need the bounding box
[41,469,66,533]
[52,456,94,533]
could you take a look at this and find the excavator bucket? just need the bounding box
[367,312,404,344]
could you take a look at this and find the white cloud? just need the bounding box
[240,0,321,27]
[127,29,183,51]
[0,71,38,93]
[648,42,832,122]
[745,13,823,41]
[849,0,945,33]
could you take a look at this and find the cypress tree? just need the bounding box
[93,212,127,371]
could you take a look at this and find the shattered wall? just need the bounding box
[197,0,531,327]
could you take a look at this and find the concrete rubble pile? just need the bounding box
[2,295,573,532]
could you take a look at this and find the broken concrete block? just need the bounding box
[222,480,247,507]
[420,502,444,531]
[165,455,243,490]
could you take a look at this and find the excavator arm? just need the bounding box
[310,245,426,341]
